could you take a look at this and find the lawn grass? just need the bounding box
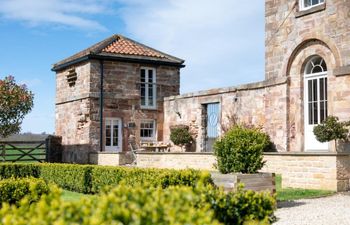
[61,190,92,202]
[61,174,335,202]
[275,175,335,201]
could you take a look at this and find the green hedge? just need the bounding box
[0,163,213,194]
[0,183,276,225]
[0,177,50,205]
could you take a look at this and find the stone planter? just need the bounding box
[211,172,275,194]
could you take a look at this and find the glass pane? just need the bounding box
[312,66,323,73]
[304,0,311,7]
[320,78,324,101]
[113,124,118,146]
[313,79,317,101]
[308,80,312,102]
[312,0,318,5]
[320,101,325,123]
[308,103,313,125]
[313,102,318,124]
[141,69,145,82]
[148,70,153,83]
[141,84,146,105]
[324,77,328,100]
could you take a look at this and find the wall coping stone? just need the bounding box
[89,151,127,155]
[264,152,350,156]
[164,77,287,101]
[135,151,350,156]
[135,151,214,155]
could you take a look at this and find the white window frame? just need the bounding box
[140,67,157,109]
[105,118,122,152]
[299,0,325,11]
[140,120,156,141]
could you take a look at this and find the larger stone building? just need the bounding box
[54,0,350,191]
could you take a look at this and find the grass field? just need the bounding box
[275,175,335,201]
[61,175,336,202]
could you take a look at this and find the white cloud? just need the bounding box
[118,0,265,93]
[0,0,109,30]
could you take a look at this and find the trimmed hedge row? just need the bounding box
[0,163,213,194]
[0,183,276,225]
[0,177,50,205]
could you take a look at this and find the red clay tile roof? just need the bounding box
[102,37,166,58]
[52,34,184,71]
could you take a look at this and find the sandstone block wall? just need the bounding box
[136,152,350,191]
[163,77,288,152]
[55,59,181,163]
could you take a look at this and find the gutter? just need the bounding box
[52,54,185,72]
[99,60,104,152]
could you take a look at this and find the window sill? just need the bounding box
[295,4,326,18]
[140,106,158,110]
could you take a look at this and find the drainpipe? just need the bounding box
[99,60,104,152]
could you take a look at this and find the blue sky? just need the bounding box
[0,0,265,134]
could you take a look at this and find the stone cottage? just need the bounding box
[137,0,350,191]
[52,35,184,163]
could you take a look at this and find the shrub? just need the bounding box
[0,163,40,179]
[0,177,50,205]
[0,163,213,194]
[170,125,193,146]
[0,183,276,225]
[313,116,349,150]
[214,125,271,174]
[198,185,276,225]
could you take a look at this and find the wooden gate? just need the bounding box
[0,136,62,163]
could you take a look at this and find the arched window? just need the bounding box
[305,56,327,74]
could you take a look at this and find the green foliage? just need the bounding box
[0,177,50,205]
[0,76,34,138]
[170,125,193,146]
[313,116,349,143]
[199,185,276,225]
[0,182,276,225]
[214,126,271,174]
[0,163,213,194]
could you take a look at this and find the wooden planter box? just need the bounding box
[211,172,275,194]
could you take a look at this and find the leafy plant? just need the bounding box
[0,182,276,225]
[214,125,271,174]
[170,125,193,146]
[313,116,349,151]
[0,177,50,205]
[0,76,34,138]
[0,163,213,194]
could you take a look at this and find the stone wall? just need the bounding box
[55,59,181,163]
[136,152,216,170]
[135,152,350,191]
[163,77,288,152]
[265,0,350,80]
[89,152,133,166]
[262,152,350,191]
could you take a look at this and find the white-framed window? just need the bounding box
[105,118,122,151]
[140,120,156,140]
[300,0,325,11]
[140,67,156,109]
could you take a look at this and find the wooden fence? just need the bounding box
[0,136,62,163]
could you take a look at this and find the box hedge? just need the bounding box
[0,177,50,205]
[0,163,212,194]
[0,182,276,225]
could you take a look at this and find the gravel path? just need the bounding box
[275,193,350,225]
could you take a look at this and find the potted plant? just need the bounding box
[170,125,193,152]
[212,125,275,193]
[313,116,350,152]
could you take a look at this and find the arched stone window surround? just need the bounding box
[284,37,341,77]
[285,41,336,152]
